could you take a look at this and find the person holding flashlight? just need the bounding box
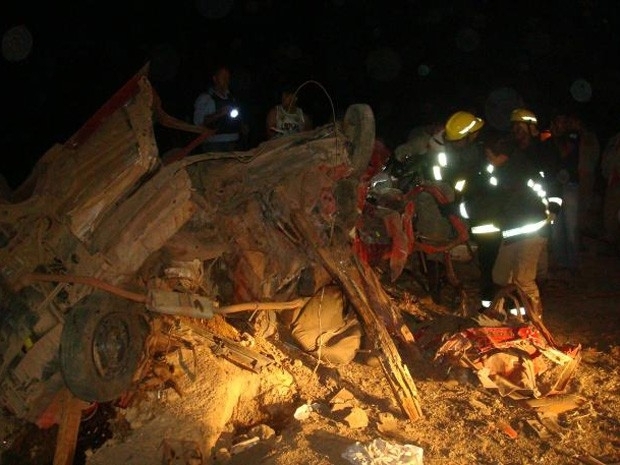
[193,65,246,152]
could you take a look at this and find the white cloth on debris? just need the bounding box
[342,438,424,465]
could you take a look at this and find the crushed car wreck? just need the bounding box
[0,64,425,432]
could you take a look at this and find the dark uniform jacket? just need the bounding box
[208,91,242,136]
[463,151,548,237]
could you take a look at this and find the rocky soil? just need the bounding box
[1,237,619,465]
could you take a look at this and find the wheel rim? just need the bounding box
[92,314,131,379]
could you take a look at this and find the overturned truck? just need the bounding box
[0,66,424,428]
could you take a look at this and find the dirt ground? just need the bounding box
[1,235,619,465]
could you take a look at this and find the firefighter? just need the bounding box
[459,131,551,316]
[510,108,561,182]
[389,112,484,304]
[510,108,563,287]
[511,108,540,150]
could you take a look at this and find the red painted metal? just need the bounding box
[65,64,149,149]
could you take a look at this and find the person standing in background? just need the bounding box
[265,85,312,139]
[600,127,620,256]
[548,112,581,280]
[566,113,601,240]
[193,65,247,152]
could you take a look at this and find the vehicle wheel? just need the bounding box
[343,104,375,177]
[60,292,149,402]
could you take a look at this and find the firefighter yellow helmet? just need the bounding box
[510,108,538,125]
[444,111,485,141]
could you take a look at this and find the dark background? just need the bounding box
[2,0,620,189]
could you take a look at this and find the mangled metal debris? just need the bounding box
[435,320,581,400]
[432,283,581,402]
[0,61,424,450]
[185,321,274,373]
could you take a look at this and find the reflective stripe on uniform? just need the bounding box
[471,223,500,234]
[501,219,547,239]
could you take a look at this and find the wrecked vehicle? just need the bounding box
[0,64,426,428]
[1,66,583,459]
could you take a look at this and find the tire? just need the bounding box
[343,104,375,178]
[60,291,149,402]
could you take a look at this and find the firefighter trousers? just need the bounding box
[492,234,545,309]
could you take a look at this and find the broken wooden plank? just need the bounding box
[355,255,423,363]
[291,210,423,421]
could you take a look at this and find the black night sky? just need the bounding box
[2,0,620,189]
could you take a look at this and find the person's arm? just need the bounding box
[154,90,208,134]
